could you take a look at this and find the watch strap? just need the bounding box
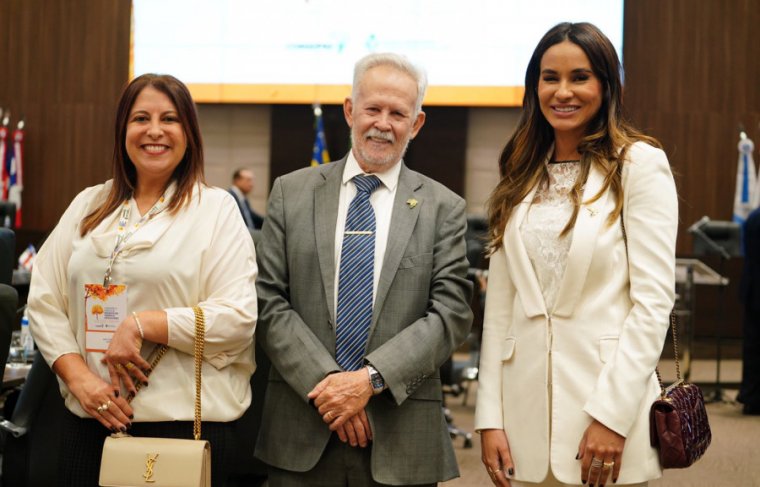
[366,364,385,394]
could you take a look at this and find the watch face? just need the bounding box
[371,372,384,390]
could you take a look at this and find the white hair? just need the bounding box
[351,52,428,115]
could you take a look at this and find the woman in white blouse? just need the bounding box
[476,23,678,487]
[27,74,257,485]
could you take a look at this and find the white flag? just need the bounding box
[733,136,757,224]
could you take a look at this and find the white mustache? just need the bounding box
[364,128,394,143]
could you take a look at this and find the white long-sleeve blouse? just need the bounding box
[28,180,258,422]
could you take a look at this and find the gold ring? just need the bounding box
[125,362,135,370]
[603,461,615,468]
[96,405,104,413]
[115,363,124,371]
[487,466,501,474]
[100,402,109,411]
[325,411,333,421]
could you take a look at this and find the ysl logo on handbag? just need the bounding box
[143,453,159,483]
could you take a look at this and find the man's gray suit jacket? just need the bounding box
[254,156,473,485]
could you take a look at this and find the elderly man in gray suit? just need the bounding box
[254,52,473,486]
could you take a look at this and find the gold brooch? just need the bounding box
[406,198,418,209]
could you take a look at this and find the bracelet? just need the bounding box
[132,311,145,339]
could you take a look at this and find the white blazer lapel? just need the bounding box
[503,185,546,318]
[553,164,611,317]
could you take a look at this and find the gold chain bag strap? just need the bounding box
[619,216,711,468]
[650,313,711,467]
[99,306,210,487]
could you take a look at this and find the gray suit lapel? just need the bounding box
[314,158,346,325]
[372,163,421,329]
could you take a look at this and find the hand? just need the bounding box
[481,428,514,486]
[68,368,134,432]
[334,409,373,447]
[578,419,625,486]
[307,369,373,430]
[101,315,152,395]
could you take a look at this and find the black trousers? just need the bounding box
[58,410,235,486]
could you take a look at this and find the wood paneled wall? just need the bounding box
[2,0,758,267]
[624,0,759,340]
[271,104,467,196]
[0,0,131,250]
[624,0,760,255]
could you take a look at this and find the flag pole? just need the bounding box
[311,103,330,166]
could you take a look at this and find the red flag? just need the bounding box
[7,123,24,227]
[0,123,8,200]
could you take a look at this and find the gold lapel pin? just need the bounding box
[406,198,418,209]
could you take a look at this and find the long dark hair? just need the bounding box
[80,73,205,236]
[487,22,660,251]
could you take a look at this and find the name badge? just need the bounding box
[84,283,128,352]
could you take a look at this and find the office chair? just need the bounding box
[692,220,742,257]
[1,353,67,486]
[0,284,19,388]
[441,218,488,449]
[0,202,16,231]
[465,215,488,269]
[444,217,487,406]
[0,228,16,286]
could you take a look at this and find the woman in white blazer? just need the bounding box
[475,23,678,487]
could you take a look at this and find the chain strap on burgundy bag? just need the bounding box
[649,312,712,468]
[619,213,711,468]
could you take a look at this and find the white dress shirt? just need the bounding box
[333,151,401,312]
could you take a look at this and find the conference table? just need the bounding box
[11,268,31,286]
[3,363,31,389]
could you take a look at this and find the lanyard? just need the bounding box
[103,196,166,286]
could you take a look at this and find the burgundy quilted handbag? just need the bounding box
[649,313,712,468]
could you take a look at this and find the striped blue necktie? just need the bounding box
[336,174,382,371]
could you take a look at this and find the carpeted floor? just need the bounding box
[444,359,760,486]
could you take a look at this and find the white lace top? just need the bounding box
[520,162,581,312]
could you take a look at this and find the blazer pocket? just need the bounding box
[501,337,516,362]
[598,336,619,363]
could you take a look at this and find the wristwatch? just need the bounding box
[366,364,386,395]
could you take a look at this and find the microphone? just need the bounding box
[688,215,710,233]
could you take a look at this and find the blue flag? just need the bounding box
[733,134,758,224]
[311,105,330,166]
